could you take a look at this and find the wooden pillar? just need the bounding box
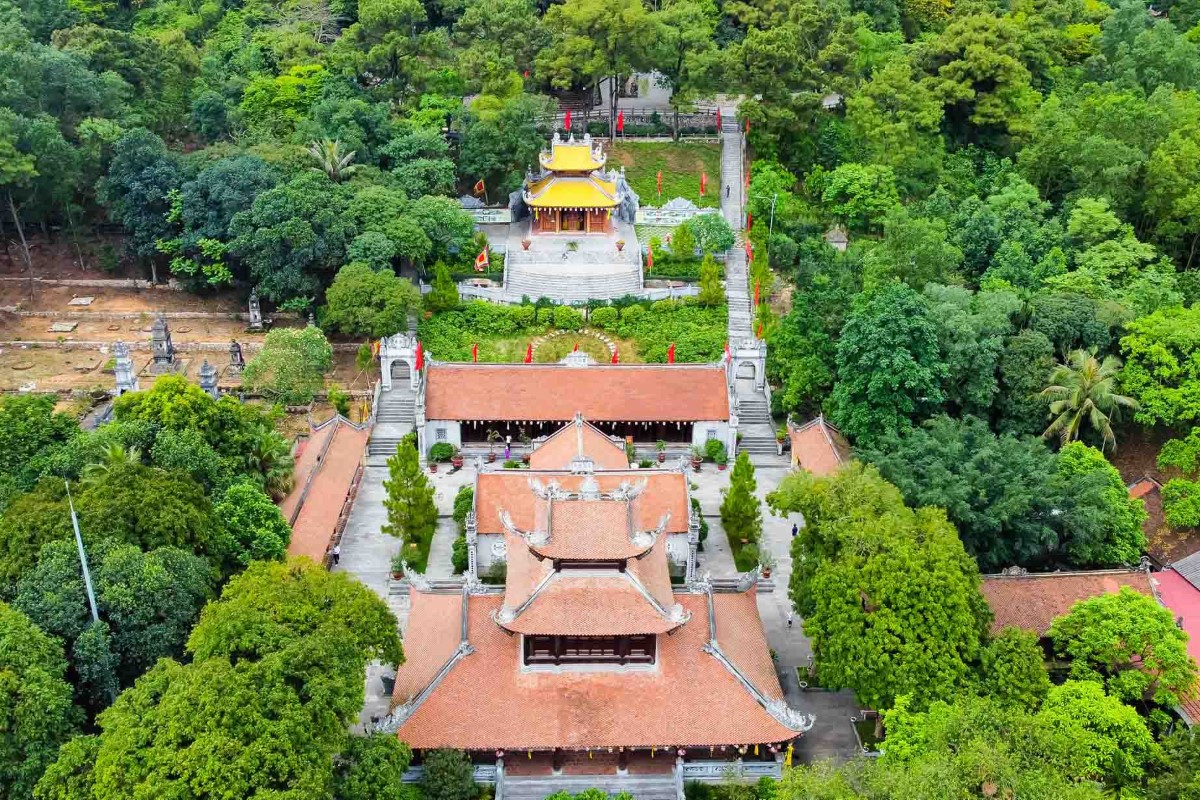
[552,748,563,773]
[617,749,628,773]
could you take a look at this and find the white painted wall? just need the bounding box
[424,420,462,454]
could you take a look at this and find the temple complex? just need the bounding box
[382,415,813,785]
[521,135,629,235]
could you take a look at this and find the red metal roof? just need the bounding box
[1153,569,1200,725]
[424,363,729,422]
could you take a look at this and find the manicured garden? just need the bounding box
[416,299,727,364]
[608,142,722,208]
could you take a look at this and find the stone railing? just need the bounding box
[680,760,782,782]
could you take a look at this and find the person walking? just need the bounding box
[331,544,341,566]
[786,609,794,628]
[791,523,798,537]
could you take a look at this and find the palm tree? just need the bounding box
[1039,349,1138,452]
[307,139,358,183]
[81,443,143,484]
[244,431,295,500]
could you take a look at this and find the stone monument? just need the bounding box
[149,316,177,374]
[113,340,138,395]
[248,289,263,331]
[228,340,245,373]
[198,360,219,399]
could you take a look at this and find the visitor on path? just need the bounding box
[331,545,341,566]
[786,610,794,628]
[791,523,798,537]
[504,443,511,460]
[726,185,730,198]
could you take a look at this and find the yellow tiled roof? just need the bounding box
[540,143,605,172]
[525,175,619,208]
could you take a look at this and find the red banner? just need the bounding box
[415,341,424,371]
[471,342,478,363]
[700,172,707,197]
[754,280,760,306]
[564,109,572,130]
[617,111,624,133]
[611,348,619,364]
[667,343,676,364]
[524,343,533,363]
[656,170,662,196]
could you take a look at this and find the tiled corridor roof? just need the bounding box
[980,569,1155,635]
[283,420,367,563]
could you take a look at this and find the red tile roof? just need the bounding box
[392,591,799,749]
[789,416,850,477]
[424,364,729,422]
[980,570,1155,635]
[283,421,367,563]
[1153,569,1200,725]
[393,592,462,704]
[530,418,629,470]
[531,496,653,560]
[476,472,689,537]
[500,574,680,636]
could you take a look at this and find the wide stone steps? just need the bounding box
[502,776,677,800]
[367,437,406,457]
[504,267,643,303]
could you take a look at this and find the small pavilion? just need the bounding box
[521,134,630,235]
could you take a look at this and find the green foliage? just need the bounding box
[696,255,723,307]
[382,439,438,573]
[334,734,414,800]
[428,442,456,462]
[607,142,721,208]
[426,262,460,312]
[34,560,402,800]
[452,485,474,533]
[1040,349,1138,452]
[0,601,78,800]
[1049,586,1199,708]
[768,463,990,715]
[243,326,334,406]
[589,306,618,328]
[1162,478,1200,528]
[687,214,735,254]
[1035,681,1157,782]
[1149,728,1200,800]
[421,749,479,800]
[322,261,421,337]
[818,162,900,232]
[212,483,292,566]
[1120,305,1200,428]
[720,452,761,566]
[977,628,1051,710]
[1054,442,1147,566]
[0,394,78,498]
[552,305,583,331]
[671,222,696,260]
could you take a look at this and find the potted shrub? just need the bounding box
[486,429,501,462]
[716,453,728,471]
[757,547,777,579]
[616,239,625,252]
[705,438,727,466]
[775,428,787,456]
[689,445,704,472]
[429,442,455,472]
[656,439,667,463]
[519,430,533,463]
[521,238,531,250]
[390,553,405,581]
[450,446,464,469]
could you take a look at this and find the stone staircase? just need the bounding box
[737,396,782,457]
[368,365,416,458]
[502,775,677,800]
[504,262,644,303]
[719,114,752,342]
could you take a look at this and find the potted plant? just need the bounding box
[390,553,405,581]
[775,428,787,456]
[429,442,455,472]
[716,453,728,471]
[616,239,625,252]
[757,547,777,579]
[521,238,531,250]
[519,429,533,463]
[450,446,464,469]
[486,429,501,462]
[689,445,704,472]
[655,439,667,463]
[705,438,727,467]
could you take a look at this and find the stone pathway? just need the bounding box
[719,109,752,343]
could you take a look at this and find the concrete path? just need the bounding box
[719,109,752,342]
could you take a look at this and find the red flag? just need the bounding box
[523,69,529,78]
[524,343,533,363]
[372,339,381,357]
[744,171,750,191]
[415,340,424,371]
[700,172,707,197]
[646,246,653,272]
[611,348,619,364]
[471,342,478,363]
[617,110,624,134]
[744,118,750,134]
[747,212,753,230]
[757,323,764,339]
[656,170,662,196]
[745,239,753,262]
[564,109,572,130]
[716,108,721,129]
[754,280,760,306]
[472,178,485,196]
[667,343,676,364]
[572,342,579,352]
[474,248,489,272]
[724,341,731,362]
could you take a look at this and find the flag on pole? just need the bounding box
[572,342,579,352]
[700,172,707,197]
[646,246,653,273]
[471,342,478,363]
[474,248,489,272]
[524,342,533,363]
[611,347,619,364]
[472,178,485,196]
[415,340,424,371]
[564,109,572,130]
[744,170,750,191]
[757,323,764,339]
[656,170,662,196]
[754,280,760,306]
[617,111,624,134]
[744,118,750,134]
[747,212,753,230]
[372,339,381,357]
[716,108,721,129]
[667,343,676,364]
[724,341,731,362]
[745,239,753,262]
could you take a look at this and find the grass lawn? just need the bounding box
[475,331,642,364]
[609,142,721,208]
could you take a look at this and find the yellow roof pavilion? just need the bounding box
[525,175,619,209]
[540,141,606,172]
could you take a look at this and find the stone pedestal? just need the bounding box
[248,290,263,332]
